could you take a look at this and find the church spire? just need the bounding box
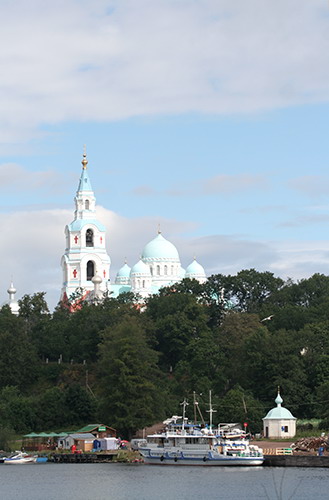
[74,148,96,220]
[82,144,88,169]
[7,281,19,315]
[77,148,93,195]
[60,151,111,303]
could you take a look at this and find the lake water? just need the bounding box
[0,463,328,500]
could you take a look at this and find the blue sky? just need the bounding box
[1,0,329,309]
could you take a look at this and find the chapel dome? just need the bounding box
[185,259,206,278]
[263,391,296,420]
[142,233,180,262]
[130,259,152,276]
[116,263,131,279]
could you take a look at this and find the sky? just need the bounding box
[1,0,329,310]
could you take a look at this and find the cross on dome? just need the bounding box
[82,145,88,169]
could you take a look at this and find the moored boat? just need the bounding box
[139,397,264,466]
[4,451,37,464]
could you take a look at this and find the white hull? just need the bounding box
[4,453,37,464]
[139,405,264,468]
[4,458,36,464]
[141,451,263,466]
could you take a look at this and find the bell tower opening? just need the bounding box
[86,229,94,247]
[87,260,95,281]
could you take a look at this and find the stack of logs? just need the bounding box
[292,436,329,452]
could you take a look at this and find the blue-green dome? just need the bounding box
[264,407,295,420]
[115,263,131,285]
[263,392,296,420]
[130,260,151,276]
[142,233,180,262]
[116,263,131,278]
[185,259,206,278]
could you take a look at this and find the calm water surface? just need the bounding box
[0,463,328,500]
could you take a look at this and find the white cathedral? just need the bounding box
[60,152,207,303]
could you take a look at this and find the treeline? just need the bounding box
[2,269,329,438]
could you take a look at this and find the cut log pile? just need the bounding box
[292,436,329,452]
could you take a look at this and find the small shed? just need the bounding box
[76,424,116,439]
[60,433,96,452]
[263,390,296,439]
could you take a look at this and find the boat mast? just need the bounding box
[193,391,197,424]
[206,390,217,434]
[180,399,189,433]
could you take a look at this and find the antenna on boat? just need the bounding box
[180,399,189,433]
[193,392,197,424]
[193,392,206,427]
[206,390,217,434]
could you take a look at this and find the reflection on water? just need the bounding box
[0,463,328,500]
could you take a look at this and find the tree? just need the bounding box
[0,387,37,432]
[18,292,50,325]
[64,385,95,426]
[0,327,39,390]
[146,292,211,370]
[216,386,265,434]
[36,387,66,429]
[216,312,264,391]
[231,269,284,313]
[97,316,165,438]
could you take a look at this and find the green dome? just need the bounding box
[130,259,151,276]
[185,259,206,278]
[263,391,296,420]
[263,407,295,420]
[116,263,131,278]
[142,233,180,262]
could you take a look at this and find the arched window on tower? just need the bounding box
[142,280,145,288]
[164,265,168,275]
[150,266,153,276]
[157,265,160,275]
[86,260,94,281]
[171,265,174,275]
[86,229,94,247]
[85,200,90,210]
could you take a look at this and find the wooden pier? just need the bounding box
[51,452,118,463]
[264,455,329,467]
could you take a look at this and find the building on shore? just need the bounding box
[61,152,206,304]
[263,389,297,439]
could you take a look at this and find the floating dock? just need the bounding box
[51,453,118,463]
[264,455,329,467]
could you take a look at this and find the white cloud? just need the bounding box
[0,0,329,147]
[0,163,60,191]
[200,174,266,195]
[289,175,329,198]
[279,213,329,228]
[2,204,329,311]
[132,174,266,198]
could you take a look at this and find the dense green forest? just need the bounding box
[2,269,329,438]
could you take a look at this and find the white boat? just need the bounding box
[139,397,264,466]
[4,451,37,464]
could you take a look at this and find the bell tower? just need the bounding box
[60,151,111,302]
